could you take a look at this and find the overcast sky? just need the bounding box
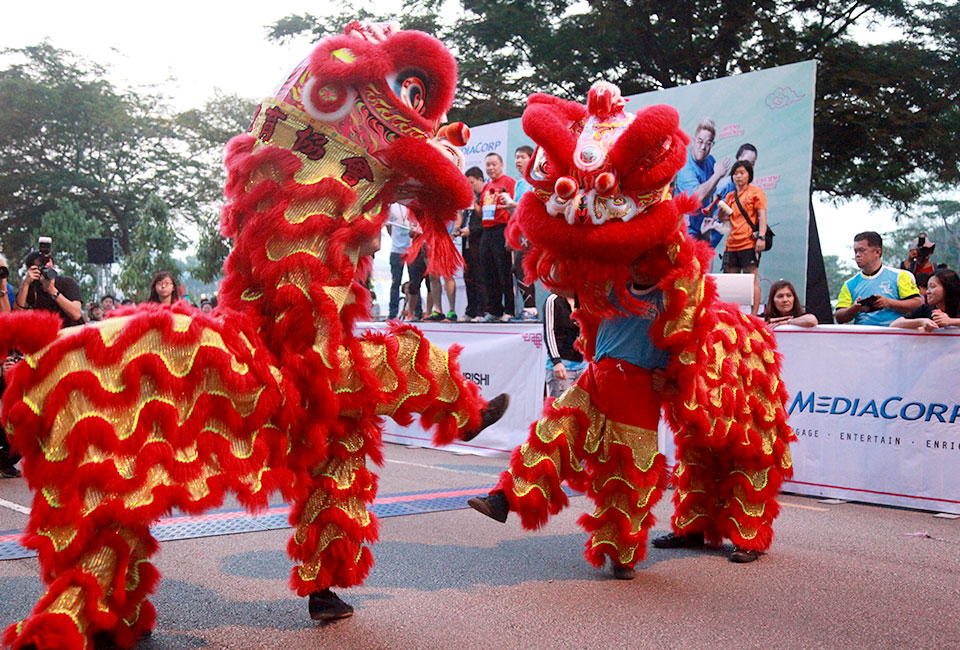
[3,0,896,263]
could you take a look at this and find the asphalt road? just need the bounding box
[1,443,957,650]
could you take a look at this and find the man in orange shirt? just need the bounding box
[718,160,767,314]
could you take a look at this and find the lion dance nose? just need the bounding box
[555,176,578,200]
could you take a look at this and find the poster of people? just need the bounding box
[463,60,817,300]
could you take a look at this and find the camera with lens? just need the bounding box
[37,237,57,280]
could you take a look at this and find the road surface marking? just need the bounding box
[0,498,30,515]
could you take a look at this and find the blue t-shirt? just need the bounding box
[5,284,13,308]
[515,178,533,202]
[836,265,920,326]
[676,151,722,247]
[595,286,671,370]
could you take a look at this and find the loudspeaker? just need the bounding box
[86,238,118,265]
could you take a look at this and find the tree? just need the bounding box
[823,253,857,301]
[0,44,208,264]
[882,197,960,270]
[116,196,183,300]
[267,1,960,211]
[35,200,101,299]
[175,91,258,282]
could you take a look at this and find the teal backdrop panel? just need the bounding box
[475,60,817,302]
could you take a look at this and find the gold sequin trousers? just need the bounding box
[287,324,484,595]
[495,361,667,569]
[669,440,787,551]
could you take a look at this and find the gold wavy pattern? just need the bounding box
[728,516,759,540]
[45,585,88,636]
[600,421,660,471]
[266,233,329,262]
[588,524,638,565]
[589,491,655,535]
[37,524,78,553]
[732,467,771,491]
[511,474,552,503]
[674,512,709,529]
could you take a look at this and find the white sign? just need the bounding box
[361,321,546,455]
[775,325,960,514]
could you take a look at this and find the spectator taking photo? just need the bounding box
[13,238,83,327]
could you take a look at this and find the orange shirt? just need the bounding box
[723,184,767,252]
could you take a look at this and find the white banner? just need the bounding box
[359,322,546,456]
[774,325,960,513]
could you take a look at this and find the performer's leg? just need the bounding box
[577,364,666,573]
[479,228,501,317]
[388,251,404,319]
[717,443,793,561]
[4,520,159,650]
[660,440,726,547]
[334,323,491,446]
[288,417,378,619]
[479,382,597,530]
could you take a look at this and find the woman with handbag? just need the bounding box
[718,160,768,315]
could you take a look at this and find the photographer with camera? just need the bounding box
[13,237,83,327]
[835,231,921,326]
[900,232,936,276]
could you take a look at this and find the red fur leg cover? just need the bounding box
[717,458,788,552]
[578,421,666,569]
[495,389,593,530]
[349,323,485,445]
[4,524,159,650]
[287,415,380,596]
[670,443,727,546]
[576,363,666,568]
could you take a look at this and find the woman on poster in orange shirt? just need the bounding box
[718,160,767,315]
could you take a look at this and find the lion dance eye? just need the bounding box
[394,73,427,114]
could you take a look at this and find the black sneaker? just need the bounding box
[425,311,444,321]
[461,393,510,442]
[613,563,636,580]
[467,491,509,523]
[651,531,704,549]
[308,589,354,621]
[0,465,21,479]
[729,547,762,563]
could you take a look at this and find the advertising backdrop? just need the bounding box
[479,61,818,299]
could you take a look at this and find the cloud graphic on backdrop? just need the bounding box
[766,86,805,110]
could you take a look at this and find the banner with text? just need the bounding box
[777,326,960,514]
[366,322,546,456]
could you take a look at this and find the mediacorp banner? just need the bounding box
[468,60,817,300]
[369,321,546,456]
[776,326,960,514]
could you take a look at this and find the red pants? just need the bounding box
[496,358,667,568]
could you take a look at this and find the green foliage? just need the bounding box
[175,92,258,282]
[116,196,184,300]
[0,44,209,265]
[266,1,960,210]
[35,200,101,298]
[882,197,960,270]
[823,253,857,300]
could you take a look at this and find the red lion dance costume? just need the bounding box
[0,22,495,650]
[469,82,795,576]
